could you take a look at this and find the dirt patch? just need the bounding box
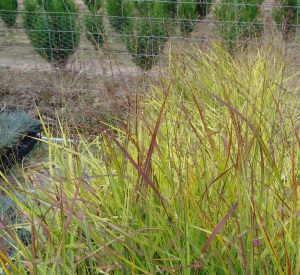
[1,0,299,128]
[0,20,146,130]
[0,0,144,127]
[0,0,228,124]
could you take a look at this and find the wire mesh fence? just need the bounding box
[0,0,299,116]
[0,0,299,71]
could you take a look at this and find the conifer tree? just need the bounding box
[0,0,18,28]
[23,0,80,69]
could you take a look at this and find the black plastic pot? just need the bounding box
[0,128,40,174]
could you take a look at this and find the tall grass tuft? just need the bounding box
[1,43,300,273]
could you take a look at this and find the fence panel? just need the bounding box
[0,0,299,113]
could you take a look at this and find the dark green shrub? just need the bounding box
[163,0,177,17]
[214,0,263,51]
[82,0,106,49]
[23,0,80,69]
[165,0,212,35]
[196,0,212,18]
[273,0,299,39]
[125,1,169,70]
[22,1,38,30]
[126,19,167,70]
[178,0,198,34]
[82,0,101,11]
[106,0,131,32]
[84,13,106,48]
[0,0,18,28]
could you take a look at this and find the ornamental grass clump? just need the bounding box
[1,43,300,273]
[214,0,263,50]
[23,0,80,70]
[0,0,18,28]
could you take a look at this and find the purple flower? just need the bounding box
[253,239,261,247]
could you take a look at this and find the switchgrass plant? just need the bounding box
[1,43,300,274]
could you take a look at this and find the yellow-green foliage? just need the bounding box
[2,43,300,274]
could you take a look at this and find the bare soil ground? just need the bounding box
[0,0,300,126]
[0,0,146,127]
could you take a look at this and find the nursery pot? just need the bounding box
[0,127,41,174]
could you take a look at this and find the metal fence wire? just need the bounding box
[0,0,299,72]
